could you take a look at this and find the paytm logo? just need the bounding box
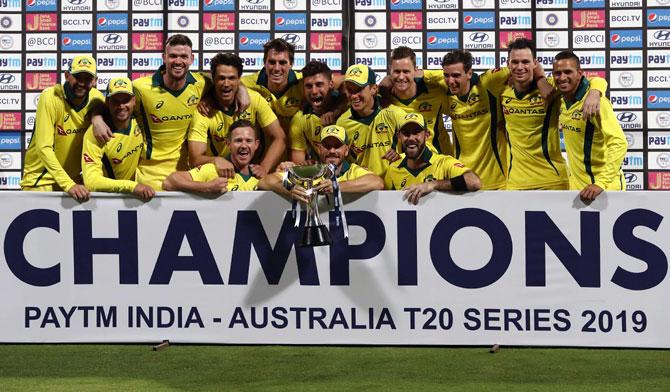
[26,0,57,11]
[203,0,235,11]
[311,13,343,30]
[499,12,532,29]
[572,0,604,8]
[648,9,670,28]
[610,30,643,48]
[463,12,495,30]
[275,13,307,31]
[648,50,670,68]
[609,51,643,68]
[427,32,459,49]
[239,33,270,51]
[61,33,92,51]
[97,13,128,31]
[389,0,422,10]
[648,91,670,109]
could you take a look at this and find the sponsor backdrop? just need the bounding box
[0,191,669,347]
[0,0,669,190]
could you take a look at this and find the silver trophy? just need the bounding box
[285,164,335,247]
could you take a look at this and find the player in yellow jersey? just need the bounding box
[381,46,452,155]
[385,113,480,204]
[258,125,384,200]
[502,38,607,190]
[187,53,285,179]
[552,51,627,203]
[81,77,155,200]
[21,55,104,201]
[289,60,346,163]
[336,64,407,177]
[163,120,263,193]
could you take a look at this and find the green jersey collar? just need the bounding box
[337,160,351,178]
[350,100,381,125]
[450,72,480,103]
[257,68,299,98]
[394,77,428,105]
[398,147,433,176]
[513,80,538,100]
[151,65,197,96]
[62,82,90,112]
[564,77,589,108]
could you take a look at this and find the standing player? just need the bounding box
[21,55,104,201]
[336,64,407,177]
[289,60,345,163]
[163,120,263,193]
[385,113,480,204]
[552,51,627,202]
[258,125,384,199]
[81,77,155,200]
[501,38,606,190]
[382,46,452,155]
[187,53,285,179]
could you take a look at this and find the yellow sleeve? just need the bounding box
[187,111,211,143]
[241,73,262,94]
[254,92,278,128]
[439,156,470,179]
[33,90,76,191]
[81,128,138,193]
[289,111,307,151]
[189,163,219,182]
[480,67,511,96]
[593,99,627,190]
[383,168,394,190]
[422,69,447,91]
[587,77,608,97]
[390,106,407,153]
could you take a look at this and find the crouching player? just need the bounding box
[385,113,481,204]
[162,119,262,193]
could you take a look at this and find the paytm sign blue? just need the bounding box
[427,32,459,50]
[648,91,670,109]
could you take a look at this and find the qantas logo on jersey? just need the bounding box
[56,125,86,135]
[451,109,488,119]
[150,113,194,123]
[111,143,143,164]
[83,153,94,164]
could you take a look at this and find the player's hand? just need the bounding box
[92,116,113,143]
[403,182,436,205]
[235,85,251,114]
[197,95,214,117]
[204,177,228,194]
[383,148,401,163]
[314,180,333,195]
[67,184,90,202]
[276,161,296,172]
[579,184,604,204]
[214,157,235,178]
[582,90,602,121]
[320,111,336,126]
[132,183,155,201]
[250,164,268,179]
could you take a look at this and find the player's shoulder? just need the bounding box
[132,74,153,91]
[190,71,206,84]
[389,154,407,170]
[336,108,354,124]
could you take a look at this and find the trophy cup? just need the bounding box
[285,164,335,247]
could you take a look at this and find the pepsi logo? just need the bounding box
[240,36,249,45]
[391,0,400,4]
[649,95,658,104]
[611,34,620,43]
[27,0,36,6]
[276,17,285,26]
[649,13,657,23]
[98,17,107,26]
[63,37,72,45]
[464,15,473,24]
[205,0,214,4]
[428,36,437,44]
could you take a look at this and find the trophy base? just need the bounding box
[300,225,332,247]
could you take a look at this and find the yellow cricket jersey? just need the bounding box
[559,77,627,191]
[188,163,259,191]
[134,66,206,165]
[81,117,144,193]
[424,68,510,190]
[336,103,406,177]
[241,69,304,127]
[384,148,470,190]
[289,91,343,161]
[389,77,452,155]
[21,84,104,191]
[187,89,277,158]
[336,160,374,183]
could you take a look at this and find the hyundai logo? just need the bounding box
[68,0,86,4]
[103,33,122,44]
[281,33,300,44]
[469,32,489,42]
[654,30,670,40]
[624,172,637,182]
[617,112,637,122]
[246,0,263,3]
[0,74,16,84]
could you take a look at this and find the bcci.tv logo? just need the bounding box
[463,12,495,30]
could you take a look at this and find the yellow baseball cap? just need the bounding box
[69,55,97,77]
[398,112,427,132]
[344,64,376,87]
[320,125,347,145]
[107,77,134,96]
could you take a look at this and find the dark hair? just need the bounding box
[441,50,472,72]
[554,50,581,70]
[228,119,259,139]
[301,60,332,79]
[165,34,192,49]
[507,37,536,58]
[210,53,243,77]
[390,46,417,67]
[263,38,295,65]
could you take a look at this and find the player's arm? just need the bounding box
[162,169,228,194]
[403,170,481,205]
[593,98,628,191]
[338,173,384,193]
[582,77,608,120]
[288,113,309,164]
[481,67,512,96]
[187,113,236,178]
[81,128,136,193]
[32,92,80,194]
[259,119,287,175]
[257,169,312,203]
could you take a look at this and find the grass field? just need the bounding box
[0,345,668,391]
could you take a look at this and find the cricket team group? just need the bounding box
[20,33,628,205]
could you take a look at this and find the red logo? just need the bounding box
[649,13,657,23]
[0,113,22,130]
[28,0,36,6]
[240,36,249,45]
[150,114,163,123]
[57,125,66,136]
[205,0,213,4]
[98,17,107,26]
[427,36,437,44]
[464,15,473,24]
[611,34,620,43]
[62,37,72,46]
[83,153,94,164]
[649,95,658,104]
[276,17,285,26]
